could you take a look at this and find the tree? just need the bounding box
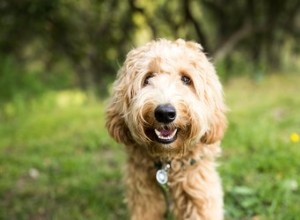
[1,0,136,95]
[0,0,299,95]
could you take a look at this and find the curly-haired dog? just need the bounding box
[106,39,227,220]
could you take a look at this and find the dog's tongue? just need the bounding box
[158,128,173,137]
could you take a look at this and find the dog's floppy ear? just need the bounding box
[106,103,133,145]
[200,72,227,144]
[201,110,227,144]
[106,44,145,145]
[105,67,134,145]
[185,40,228,145]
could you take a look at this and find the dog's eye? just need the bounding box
[144,74,154,86]
[181,75,192,85]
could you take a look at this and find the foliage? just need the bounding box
[0,74,299,219]
[0,55,73,102]
[0,0,299,94]
[1,0,134,95]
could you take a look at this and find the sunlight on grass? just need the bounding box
[56,90,87,108]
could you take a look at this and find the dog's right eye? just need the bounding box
[143,74,154,86]
[181,75,192,85]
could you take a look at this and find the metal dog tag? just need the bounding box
[156,169,168,185]
[156,163,170,185]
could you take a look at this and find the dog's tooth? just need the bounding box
[170,129,177,138]
[168,129,177,139]
[155,129,161,137]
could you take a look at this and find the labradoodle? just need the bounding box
[106,39,227,220]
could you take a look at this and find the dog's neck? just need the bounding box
[154,154,205,171]
[126,141,221,171]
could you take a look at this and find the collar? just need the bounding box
[154,155,204,185]
[154,155,205,172]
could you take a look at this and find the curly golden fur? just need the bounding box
[106,39,227,220]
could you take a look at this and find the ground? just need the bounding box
[0,73,299,220]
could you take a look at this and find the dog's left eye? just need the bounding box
[144,74,154,86]
[181,75,192,85]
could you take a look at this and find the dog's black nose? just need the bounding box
[154,104,176,123]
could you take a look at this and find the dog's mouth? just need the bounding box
[149,126,178,144]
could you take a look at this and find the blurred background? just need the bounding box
[0,0,299,219]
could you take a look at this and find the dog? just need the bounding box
[106,39,227,220]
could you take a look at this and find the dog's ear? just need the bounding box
[105,67,134,145]
[185,41,228,145]
[201,110,227,144]
[106,104,133,145]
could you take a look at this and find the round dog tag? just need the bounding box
[156,169,168,185]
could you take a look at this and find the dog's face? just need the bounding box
[106,39,227,158]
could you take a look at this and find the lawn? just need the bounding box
[0,74,299,220]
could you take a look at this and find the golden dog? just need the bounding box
[106,39,227,220]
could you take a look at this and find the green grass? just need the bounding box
[221,74,300,219]
[0,91,127,219]
[0,74,300,219]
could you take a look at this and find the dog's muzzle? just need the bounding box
[151,104,178,144]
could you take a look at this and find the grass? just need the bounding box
[0,91,127,220]
[221,74,300,219]
[0,74,300,219]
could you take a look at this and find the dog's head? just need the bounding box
[106,39,227,157]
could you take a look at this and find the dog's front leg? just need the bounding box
[125,161,166,220]
[170,168,224,220]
